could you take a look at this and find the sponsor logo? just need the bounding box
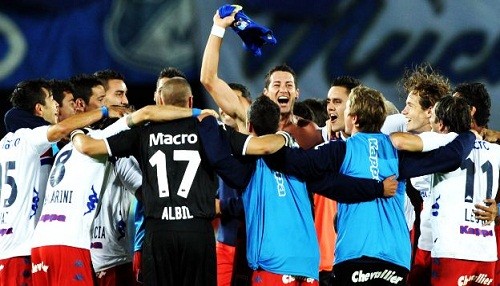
[30,188,39,219]
[368,138,379,180]
[90,242,103,249]
[0,227,13,236]
[149,133,198,146]
[32,261,49,273]
[458,273,493,286]
[459,225,493,237]
[352,269,404,284]
[83,186,99,215]
[39,214,66,223]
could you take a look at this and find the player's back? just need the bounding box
[137,118,218,222]
[0,126,52,259]
[431,139,500,261]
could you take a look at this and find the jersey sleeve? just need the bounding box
[399,131,475,179]
[197,116,254,189]
[418,131,458,152]
[105,127,141,158]
[264,140,347,181]
[381,113,406,135]
[25,126,53,155]
[88,117,129,139]
[115,156,142,193]
[307,173,384,203]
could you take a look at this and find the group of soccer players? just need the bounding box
[1,5,500,286]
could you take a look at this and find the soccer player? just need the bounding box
[91,69,137,285]
[0,79,126,285]
[264,86,476,286]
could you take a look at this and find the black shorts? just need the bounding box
[333,257,408,286]
[142,218,216,286]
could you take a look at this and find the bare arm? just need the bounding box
[127,105,218,127]
[72,133,108,157]
[200,9,247,123]
[390,132,423,152]
[46,106,127,142]
[245,134,286,155]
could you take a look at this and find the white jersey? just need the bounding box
[32,117,129,250]
[90,157,141,272]
[430,139,500,261]
[0,126,53,259]
[414,131,458,251]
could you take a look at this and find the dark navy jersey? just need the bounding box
[107,118,218,221]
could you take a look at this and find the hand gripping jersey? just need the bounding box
[243,158,320,280]
[335,133,410,269]
[430,139,500,262]
[0,126,53,259]
[31,117,131,250]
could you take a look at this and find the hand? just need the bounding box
[480,128,500,143]
[473,199,498,225]
[107,105,131,118]
[215,199,221,216]
[213,5,241,28]
[201,109,219,119]
[382,175,398,197]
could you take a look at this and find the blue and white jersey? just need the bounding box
[335,132,411,269]
[243,158,319,280]
[0,126,53,259]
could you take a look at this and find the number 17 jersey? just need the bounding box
[106,118,218,222]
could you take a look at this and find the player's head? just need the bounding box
[70,74,106,112]
[344,86,386,135]
[248,95,280,136]
[159,77,193,108]
[401,63,451,133]
[453,82,491,129]
[327,76,362,132]
[9,79,59,124]
[263,64,299,116]
[431,95,471,134]
[49,79,76,122]
[156,67,187,104]
[94,69,129,107]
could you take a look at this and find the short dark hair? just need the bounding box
[434,95,471,133]
[70,74,102,104]
[302,98,328,127]
[158,67,186,80]
[10,79,51,113]
[264,63,298,89]
[93,69,125,90]
[453,82,491,128]
[293,101,314,122]
[249,96,280,136]
[228,82,252,104]
[49,79,75,107]
[330,76,362,91]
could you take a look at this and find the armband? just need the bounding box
[101,106,109,118]
[70,129,85,142]
[210,25,225,38]
[192,108,202,117]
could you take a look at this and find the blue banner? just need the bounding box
[1,0,499,129]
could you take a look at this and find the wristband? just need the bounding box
[192,108,202,117]
[210,25,225,38]
[70,129,85,142]
[101,106,109,118]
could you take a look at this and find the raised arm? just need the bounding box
[200,8,247,124]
